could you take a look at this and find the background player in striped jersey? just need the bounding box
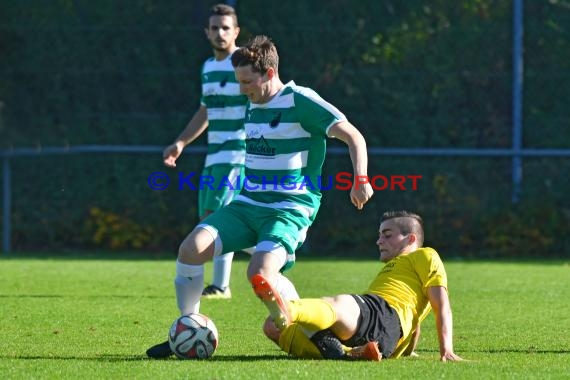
[162,4,246,301]
[148,34,374,357]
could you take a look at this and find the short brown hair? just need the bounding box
[231,35,279,74]
[381,211,424,247]
[209,3,238,27]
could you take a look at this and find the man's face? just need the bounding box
[234,65,270,104]
[376,220,411,263]
[205,15,239,52]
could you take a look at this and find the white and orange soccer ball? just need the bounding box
[168,313,219,359]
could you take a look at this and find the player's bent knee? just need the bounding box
[177,225,220,264]
[262,316,281,345]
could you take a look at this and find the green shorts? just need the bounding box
[198,165,244,217]
[200,201,310,271]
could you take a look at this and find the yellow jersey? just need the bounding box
[367,247,447,357]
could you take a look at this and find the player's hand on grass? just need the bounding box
[441,351,463,362]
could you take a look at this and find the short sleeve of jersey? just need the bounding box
[413,248,448,295]
[292,88,346,136]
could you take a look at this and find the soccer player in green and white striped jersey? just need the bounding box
[149,35,374,358]
[162,4,246,300]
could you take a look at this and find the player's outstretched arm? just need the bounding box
[327,121,373,210]
[163,105,208,167]
[427,286,463,362]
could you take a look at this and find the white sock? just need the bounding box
[212,252,234,290]
[174,261,204,315]
[275,273,299,301]
[275,274,310,334]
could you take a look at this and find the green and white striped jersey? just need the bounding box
[233,81,347,223]
[200,53,248,167]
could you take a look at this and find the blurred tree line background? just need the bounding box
[1,0,569,258]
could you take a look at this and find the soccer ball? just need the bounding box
[168,313,219,359]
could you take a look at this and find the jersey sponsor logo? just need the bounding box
[220,76,228,87]
[246,135,276,156]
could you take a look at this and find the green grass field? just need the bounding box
[1,254,569,379]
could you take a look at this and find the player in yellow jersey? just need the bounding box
[253,210,463,361]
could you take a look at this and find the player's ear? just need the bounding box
[266,67,276,79]
[407,234,417,245]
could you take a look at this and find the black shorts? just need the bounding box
[342,294,402,358]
